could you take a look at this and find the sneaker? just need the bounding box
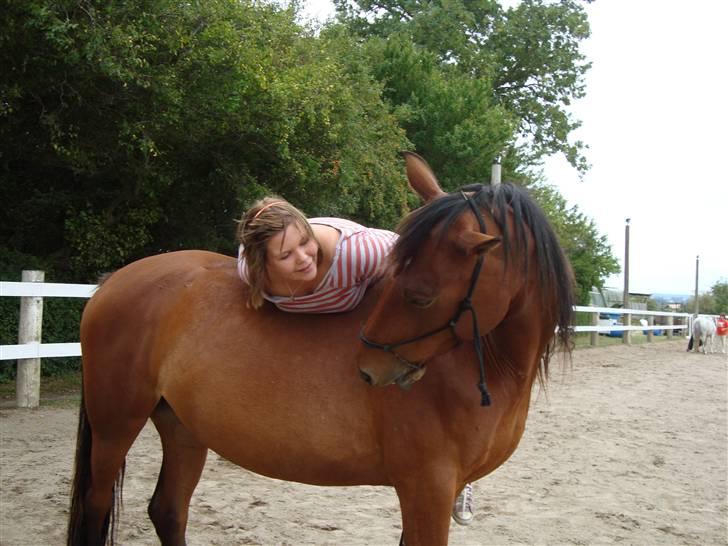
[451,483,474,526]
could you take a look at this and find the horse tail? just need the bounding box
[67,383,126,546]
[67,383,91,545]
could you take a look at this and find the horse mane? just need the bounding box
[392,183,575,375]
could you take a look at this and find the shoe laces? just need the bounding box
[455,483,473,513]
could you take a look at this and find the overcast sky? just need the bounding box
[301,0,727,296]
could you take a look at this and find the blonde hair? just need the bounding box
[237,196,321,309]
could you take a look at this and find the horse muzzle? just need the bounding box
[357,353,427,389]
[394,364,427,390]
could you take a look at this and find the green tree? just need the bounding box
[335,0,592,174]
[2,0,410,282]
[529,183,619,305]
[687,294,715,316]
[711,281,728,313]
[689,281,728,315]
[360,33,516,189]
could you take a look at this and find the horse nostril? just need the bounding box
[359,369,373,385]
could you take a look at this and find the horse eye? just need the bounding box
[392,257,412,277]
[404,291,436,309]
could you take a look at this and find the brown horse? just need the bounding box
[67,153,574,546]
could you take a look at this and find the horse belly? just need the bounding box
[158,339,387,487]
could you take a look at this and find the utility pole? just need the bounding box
[623,218,631,345]
[694,255,700,315]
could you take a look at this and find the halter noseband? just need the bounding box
[359,188,492,407]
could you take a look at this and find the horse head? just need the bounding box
[357,152,574,395]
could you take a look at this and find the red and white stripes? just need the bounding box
[239,217,397,314]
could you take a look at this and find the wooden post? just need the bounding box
[491,160,502,185]
[623,312,631,345]
[590,311,599,346]
[16,270,44,408]
[647,315,654,342]
[667,316,673,340]
[694,255,699,315]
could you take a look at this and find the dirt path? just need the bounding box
[1,341,726,545]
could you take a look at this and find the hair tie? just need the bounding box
[253,201,285,220]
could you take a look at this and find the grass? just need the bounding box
[0,371,82,407]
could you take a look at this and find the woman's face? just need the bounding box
[265,222,319,284]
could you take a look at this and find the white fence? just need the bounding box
[1,273,96,407]
[1,278,95,360]
[1,275,695,407]
[572,305,692,346]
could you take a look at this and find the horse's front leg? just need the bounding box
[394,469,458,546]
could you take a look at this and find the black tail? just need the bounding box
[67,386,125,545]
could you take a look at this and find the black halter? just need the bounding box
[359,188,492,407]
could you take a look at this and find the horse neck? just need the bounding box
[487,276,554,391]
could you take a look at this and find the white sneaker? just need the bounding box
[452,483,474,526]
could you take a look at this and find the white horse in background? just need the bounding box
[692,315,717,354]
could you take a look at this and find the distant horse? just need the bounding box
[67,152,575,546]
[692,316,716,354]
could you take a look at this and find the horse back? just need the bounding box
[81,250,239,358]
[693,316,716,337]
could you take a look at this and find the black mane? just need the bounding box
[393,183,575,362]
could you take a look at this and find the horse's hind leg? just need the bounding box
[148,399,208,546]
[79,413,150,545]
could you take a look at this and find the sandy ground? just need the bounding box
[1,340,726,546]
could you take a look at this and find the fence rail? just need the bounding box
[572,305,691,333]
[1,281,96,298]
[1,276,697,407]
[2,342,83,360]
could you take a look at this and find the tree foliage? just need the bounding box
[529,183,619,304]
[710,281,728,313]
[335,0,592,177]
[1,0,410,282]
[687,281,728,315]
[359,33,516,189]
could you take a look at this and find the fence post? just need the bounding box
[647,315,654,342]
[590,311,599,346]
[622,312,631,345]
[666,316,673,340]
[16,270,44,408]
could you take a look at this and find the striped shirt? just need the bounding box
[238,218,397,313]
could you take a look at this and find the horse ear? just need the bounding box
[456,231,501,256]
[402,151,446,202]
